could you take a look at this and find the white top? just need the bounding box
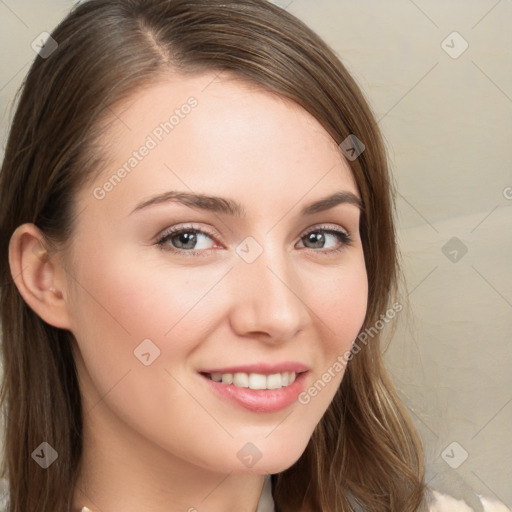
[0,475,510,511]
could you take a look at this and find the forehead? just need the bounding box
[79,70,358,216]
[101,70,339,152]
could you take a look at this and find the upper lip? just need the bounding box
[199,362,309,375]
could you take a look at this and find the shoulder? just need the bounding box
[427,488,511,512]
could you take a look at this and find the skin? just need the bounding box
[9,71,368,512]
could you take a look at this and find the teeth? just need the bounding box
[208,371,297,390]
[266,372,282,389]
[233,372,249,388]
[221,373,233,385]
[248,373,267,390]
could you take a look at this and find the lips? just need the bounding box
[199,362,309,375]
[198,362,309,413]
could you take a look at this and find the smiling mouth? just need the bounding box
[201,371,300,390]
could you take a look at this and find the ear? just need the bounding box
[8,223,72,330]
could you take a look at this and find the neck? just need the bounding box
[73,400,267,512]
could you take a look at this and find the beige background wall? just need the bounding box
[1,0,510,508]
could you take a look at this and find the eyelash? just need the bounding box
[155,224,353,257]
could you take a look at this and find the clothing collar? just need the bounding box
[257,474,276,512]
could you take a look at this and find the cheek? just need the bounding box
[66,244,233,413]
[68,245,216,347]
[299,260,368,409]
[66,248,231,455]
[321,259,368,353]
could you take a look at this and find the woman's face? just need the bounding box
[62,71,368,475]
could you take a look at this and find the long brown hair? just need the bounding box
[0,1,427,510]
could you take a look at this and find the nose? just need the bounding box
[228,240,310,344]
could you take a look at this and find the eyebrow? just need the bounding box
[130,190,363,217]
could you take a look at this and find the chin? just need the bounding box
[248,454,304,475]
[235,438,310,475]
[192,438,308,476]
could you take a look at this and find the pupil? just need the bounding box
[308,232,324,248]
[178,232,196,249]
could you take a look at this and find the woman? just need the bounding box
[0,1,506,511]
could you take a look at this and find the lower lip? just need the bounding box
[200,372,308,413]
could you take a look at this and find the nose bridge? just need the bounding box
[229,235,308,340]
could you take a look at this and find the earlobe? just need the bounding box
[8,223,72,330]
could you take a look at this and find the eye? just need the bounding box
[155,223,353,257]
[156,225,217,256]
[297,225,352,254]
